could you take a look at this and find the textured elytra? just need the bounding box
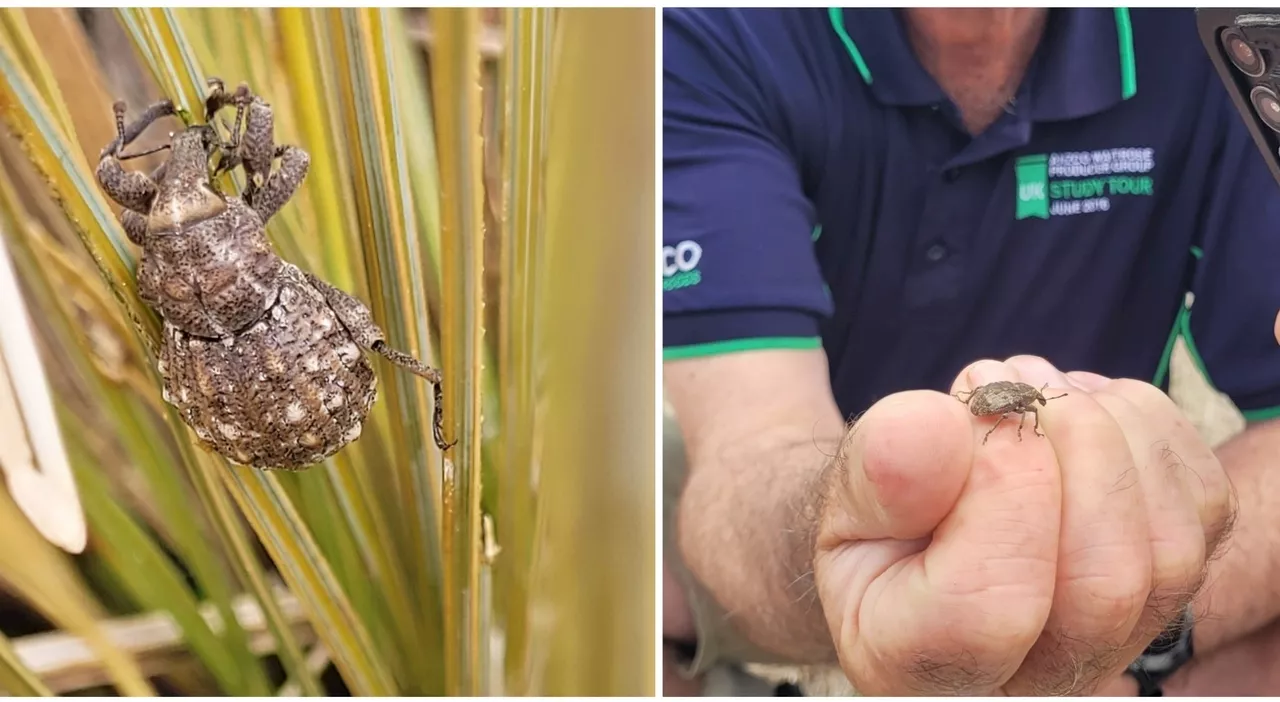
[953,380,1067,444]
[160,262,378,467]
[94,79,452,470]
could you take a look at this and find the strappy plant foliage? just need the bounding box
[0,7,653,696]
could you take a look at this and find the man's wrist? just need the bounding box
[1124,605,1196,696]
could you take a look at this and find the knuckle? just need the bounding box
[1151,530,1208,595]
[1070,571,1151,635]
[945,596,1051,660]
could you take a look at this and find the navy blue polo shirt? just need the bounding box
[663,7,1280,421]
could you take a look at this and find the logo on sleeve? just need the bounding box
[1014,148,1155,220]
[663,240,702,291]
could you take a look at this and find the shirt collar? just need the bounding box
[829,8,1138,121]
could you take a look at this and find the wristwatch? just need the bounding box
[1125,605,1195,696]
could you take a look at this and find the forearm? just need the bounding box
[1183,417,1280,654]
[677,426,842,663]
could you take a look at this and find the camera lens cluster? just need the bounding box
[1222,27,1280,134]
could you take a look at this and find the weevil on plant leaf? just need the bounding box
[952,380,1067,445]
[94,78,453,469]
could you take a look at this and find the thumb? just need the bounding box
[817,390,973,546]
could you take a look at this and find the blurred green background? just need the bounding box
[0,7,654,696]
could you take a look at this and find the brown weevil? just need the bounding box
[952,381,1067,445]
[94,78,453,469]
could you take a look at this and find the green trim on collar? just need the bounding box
[1241,405,1280,422]
[827,8,1138,100]
[828,8,872,85]
[663,336,822,361]
[1151,301,1184,388]
[1115,8,1138,99]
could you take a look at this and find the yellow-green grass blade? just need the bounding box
[71,462,270,696]
[281,470,395,688]
[430,8,487,696]
[159,440,320,698]
[218,468,397,696]
[0,11,76,145]
[0,488,154,696]
[533,8,655,694]
[495,8,552,693]
[276,8,365,292]
[393,6,503,524]
[113,9,205,120]
[0,627,51,696]
[0,28,156,341]
[324,9,449,692]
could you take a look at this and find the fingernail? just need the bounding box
[1065,371,1110,391]
[1005,355,1070,390]
[967,359,1011,387]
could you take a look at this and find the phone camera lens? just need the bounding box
[1250,85,1280,132]
[1224,28,1266,77]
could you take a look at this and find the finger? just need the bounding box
[1274,309,1280,345]
[1086,386,1208,659]
[815,390,977,694]
[1066,370,1111,392]
[827,365,1060,694]
[1005,354,1072,391]
[1100,379,1233,558]
[1001,368,1153,696]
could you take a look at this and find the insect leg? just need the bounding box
[247,145,310,223]
[952,389,975,404]
[1017,411,1026,441]
[1032,407,1046,438]
[982,414,1009,445]
[96,100,176,212]
[120,209,148,246]
[306,271,455,451]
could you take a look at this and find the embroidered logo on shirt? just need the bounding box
[663,240,702,291]
[1015,148,1156,220]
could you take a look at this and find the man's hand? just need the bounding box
[813,355,1236,696]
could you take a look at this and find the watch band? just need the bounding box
[1125,605,1195,696]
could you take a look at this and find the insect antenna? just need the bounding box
[118,143,172,161]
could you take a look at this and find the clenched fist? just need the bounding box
[812,356,1235,695]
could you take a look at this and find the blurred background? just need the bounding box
[0,7,654,696]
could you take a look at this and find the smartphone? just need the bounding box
[1197,8,1280,188]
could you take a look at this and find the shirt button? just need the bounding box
[943,167,962,182]
[925,244,949,262]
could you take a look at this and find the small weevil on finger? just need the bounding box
[952,381,1067,445]
[94,79,454,469]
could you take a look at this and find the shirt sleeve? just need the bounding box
[1186,88,1280,420]
[663,9,832,360]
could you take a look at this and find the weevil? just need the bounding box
[94,79,453,469]
[952,381,1067,445]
